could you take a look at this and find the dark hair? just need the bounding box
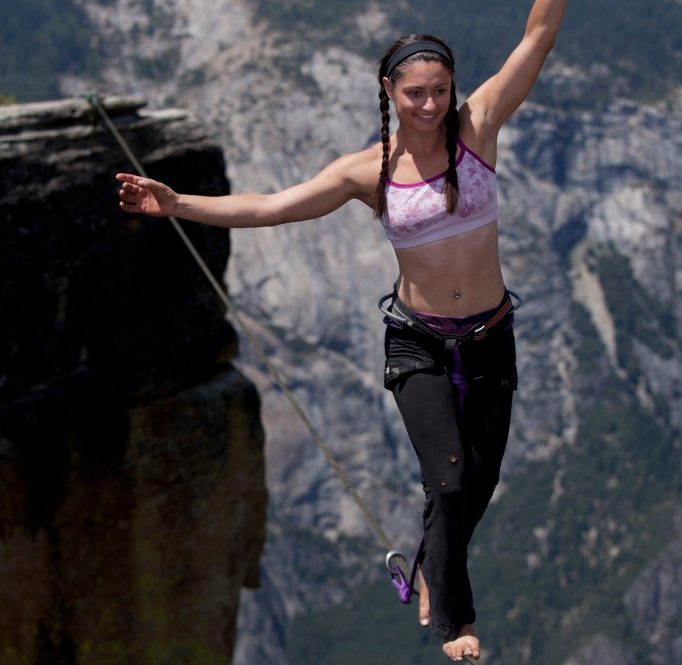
[373,34,460,220]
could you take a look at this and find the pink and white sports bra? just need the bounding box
[380,137,498,250]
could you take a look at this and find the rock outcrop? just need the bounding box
[0,97,265,664]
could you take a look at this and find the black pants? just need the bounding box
[384,302,517,641]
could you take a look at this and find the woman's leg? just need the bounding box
[461,381,515,542]
[391,368,474,640]
[391,373,515,649]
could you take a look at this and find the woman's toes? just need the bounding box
[442,641,463,661]
[418,568,430,626]
[419,602,430,625]
[443,627,480,661]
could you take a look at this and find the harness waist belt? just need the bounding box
[379,289,518,343]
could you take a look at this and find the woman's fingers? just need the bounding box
[115,173,175,217]
[120,181,142,195]
[115,172,138,185]
[119,188,140,204]
[115,172,151,187]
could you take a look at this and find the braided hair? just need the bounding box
[373,34,460,219]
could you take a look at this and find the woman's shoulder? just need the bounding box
[335,143,382,176]
[329,143,383,193]
[457,100,498,168]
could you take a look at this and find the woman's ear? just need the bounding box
[382,76,393,100]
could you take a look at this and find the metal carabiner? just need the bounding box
[385,549,408,574]
[385,550,414,604]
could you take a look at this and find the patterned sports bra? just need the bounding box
[380,137,498,250]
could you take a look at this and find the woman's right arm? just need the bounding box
[116,149,377,228]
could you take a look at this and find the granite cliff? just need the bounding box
[0,97,266,664]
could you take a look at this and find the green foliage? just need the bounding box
[3,0,680,105]
[571,301,608,374]
[552,0,682,101]
[248,0,682,106]
[287,580,444,665]
[0,0,100,101]
[251,0,372,46]
[287,395,679,664]
[468,391,678,664]
[588,246,678,368]
[401,0,682,103]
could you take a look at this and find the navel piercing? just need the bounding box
[454,290,462,299]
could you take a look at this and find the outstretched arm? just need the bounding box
[467,0,567,134]
[116,150,374,228]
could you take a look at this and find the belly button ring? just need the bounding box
[454,290,462,299]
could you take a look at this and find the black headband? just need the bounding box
[385,40,453,77]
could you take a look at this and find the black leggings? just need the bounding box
[384,306,517,641]
[391,370,514,639]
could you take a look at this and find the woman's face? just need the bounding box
[384,60,452,133]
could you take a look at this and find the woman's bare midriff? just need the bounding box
[394,222,505,317]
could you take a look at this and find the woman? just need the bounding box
[117,2,566,660]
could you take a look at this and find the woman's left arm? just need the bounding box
[467,0,567,134]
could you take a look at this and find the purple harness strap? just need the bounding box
[411,311,483,411]
[385,538,425,604]
[411,307,510,413]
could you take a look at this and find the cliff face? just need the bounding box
[0,97,266,664]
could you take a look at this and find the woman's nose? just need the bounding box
[422,96,437,111]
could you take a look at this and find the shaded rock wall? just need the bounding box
[0,97,265,664]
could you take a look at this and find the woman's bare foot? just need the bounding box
[418,567,430,626]
[442,624,480,662]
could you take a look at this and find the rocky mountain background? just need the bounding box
[2,1,681,664]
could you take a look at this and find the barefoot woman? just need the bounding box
[117,2,566,659]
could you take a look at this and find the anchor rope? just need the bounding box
[85,93,396,554]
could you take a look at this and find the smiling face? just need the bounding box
[384,60,453,134]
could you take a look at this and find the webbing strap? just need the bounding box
[472,297,515,339]
[386,290,516,343]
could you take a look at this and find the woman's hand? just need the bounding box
[116,173,178,217]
